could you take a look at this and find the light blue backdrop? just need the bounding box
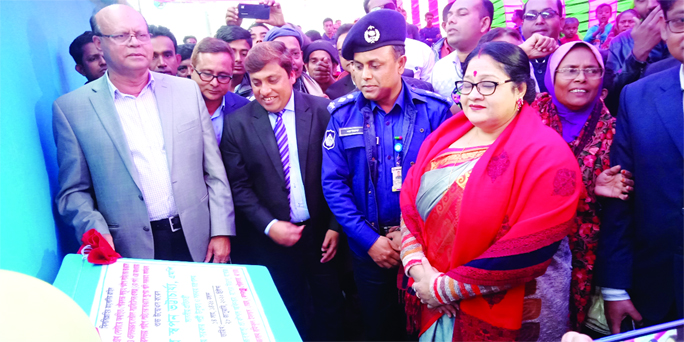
[0,0,99,282]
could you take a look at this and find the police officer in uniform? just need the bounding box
[321,9,451,341]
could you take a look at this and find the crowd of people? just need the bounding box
[59,0,683,340]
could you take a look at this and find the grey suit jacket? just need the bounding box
[52,72,235,261]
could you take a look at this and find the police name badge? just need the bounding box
[391,166,402,192]
[339,126,363,136]
[365,25,380,44]
[323,130,336,150]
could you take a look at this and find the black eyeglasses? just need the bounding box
[666,18,684,33]
[97,32,151,44]
[454,80,513,96]
[523,9,559,21]
[195,70,232,84]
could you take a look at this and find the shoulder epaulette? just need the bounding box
[327,92,358,113]
[411,88,450,105]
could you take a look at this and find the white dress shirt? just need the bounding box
[264,91,310,234]
[105,72,178,221]
[431,50,463,103]
[405,38,436,83]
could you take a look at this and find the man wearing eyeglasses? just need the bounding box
[52,4,235,264]
[521,0,564,93]
[596,0,684,334]
[190,38,249,144]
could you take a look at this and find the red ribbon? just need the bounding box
[78,229,121,265]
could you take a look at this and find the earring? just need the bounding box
[515,98,523,114]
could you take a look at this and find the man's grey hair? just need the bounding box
[90,14,102,35]
[392,45,405,60]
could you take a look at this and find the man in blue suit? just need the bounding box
[190,37,249,144]
[596,0,684,334]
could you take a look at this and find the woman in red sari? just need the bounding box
[400,42,582,341]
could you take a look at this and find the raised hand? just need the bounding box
[631,6,665,62]
[256,1,285,27]
[519,33,558,60]
[225,6,243,26]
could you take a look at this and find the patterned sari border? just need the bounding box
[476,219,576,260]
[428,147,488,171]
[449,260,553,287]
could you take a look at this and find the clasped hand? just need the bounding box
[519,33,559,60]
[368,235,400,268]
[411,257,460,317]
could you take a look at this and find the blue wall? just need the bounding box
[0,0,97,282]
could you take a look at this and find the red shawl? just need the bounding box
[400,104,581,340]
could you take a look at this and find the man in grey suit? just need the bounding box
[52,4,235,262]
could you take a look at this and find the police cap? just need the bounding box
[341,9,406,61]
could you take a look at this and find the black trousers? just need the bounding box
[151,219,193,262]
[351,255,407,341]
[266,249,345,341]
[233,231,345,341]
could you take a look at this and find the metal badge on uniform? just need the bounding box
[365,25,380,44]
[391,166,402,192]
[339,126,363,137]
[323,130,336,150]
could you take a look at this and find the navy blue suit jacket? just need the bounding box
[595,65,684,322]
[222,92,250,117]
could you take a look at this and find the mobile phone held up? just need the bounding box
[238,4,270,20]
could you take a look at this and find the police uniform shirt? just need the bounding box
[371,85,406,227]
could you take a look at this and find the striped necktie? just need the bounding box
[273,110,291,206]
